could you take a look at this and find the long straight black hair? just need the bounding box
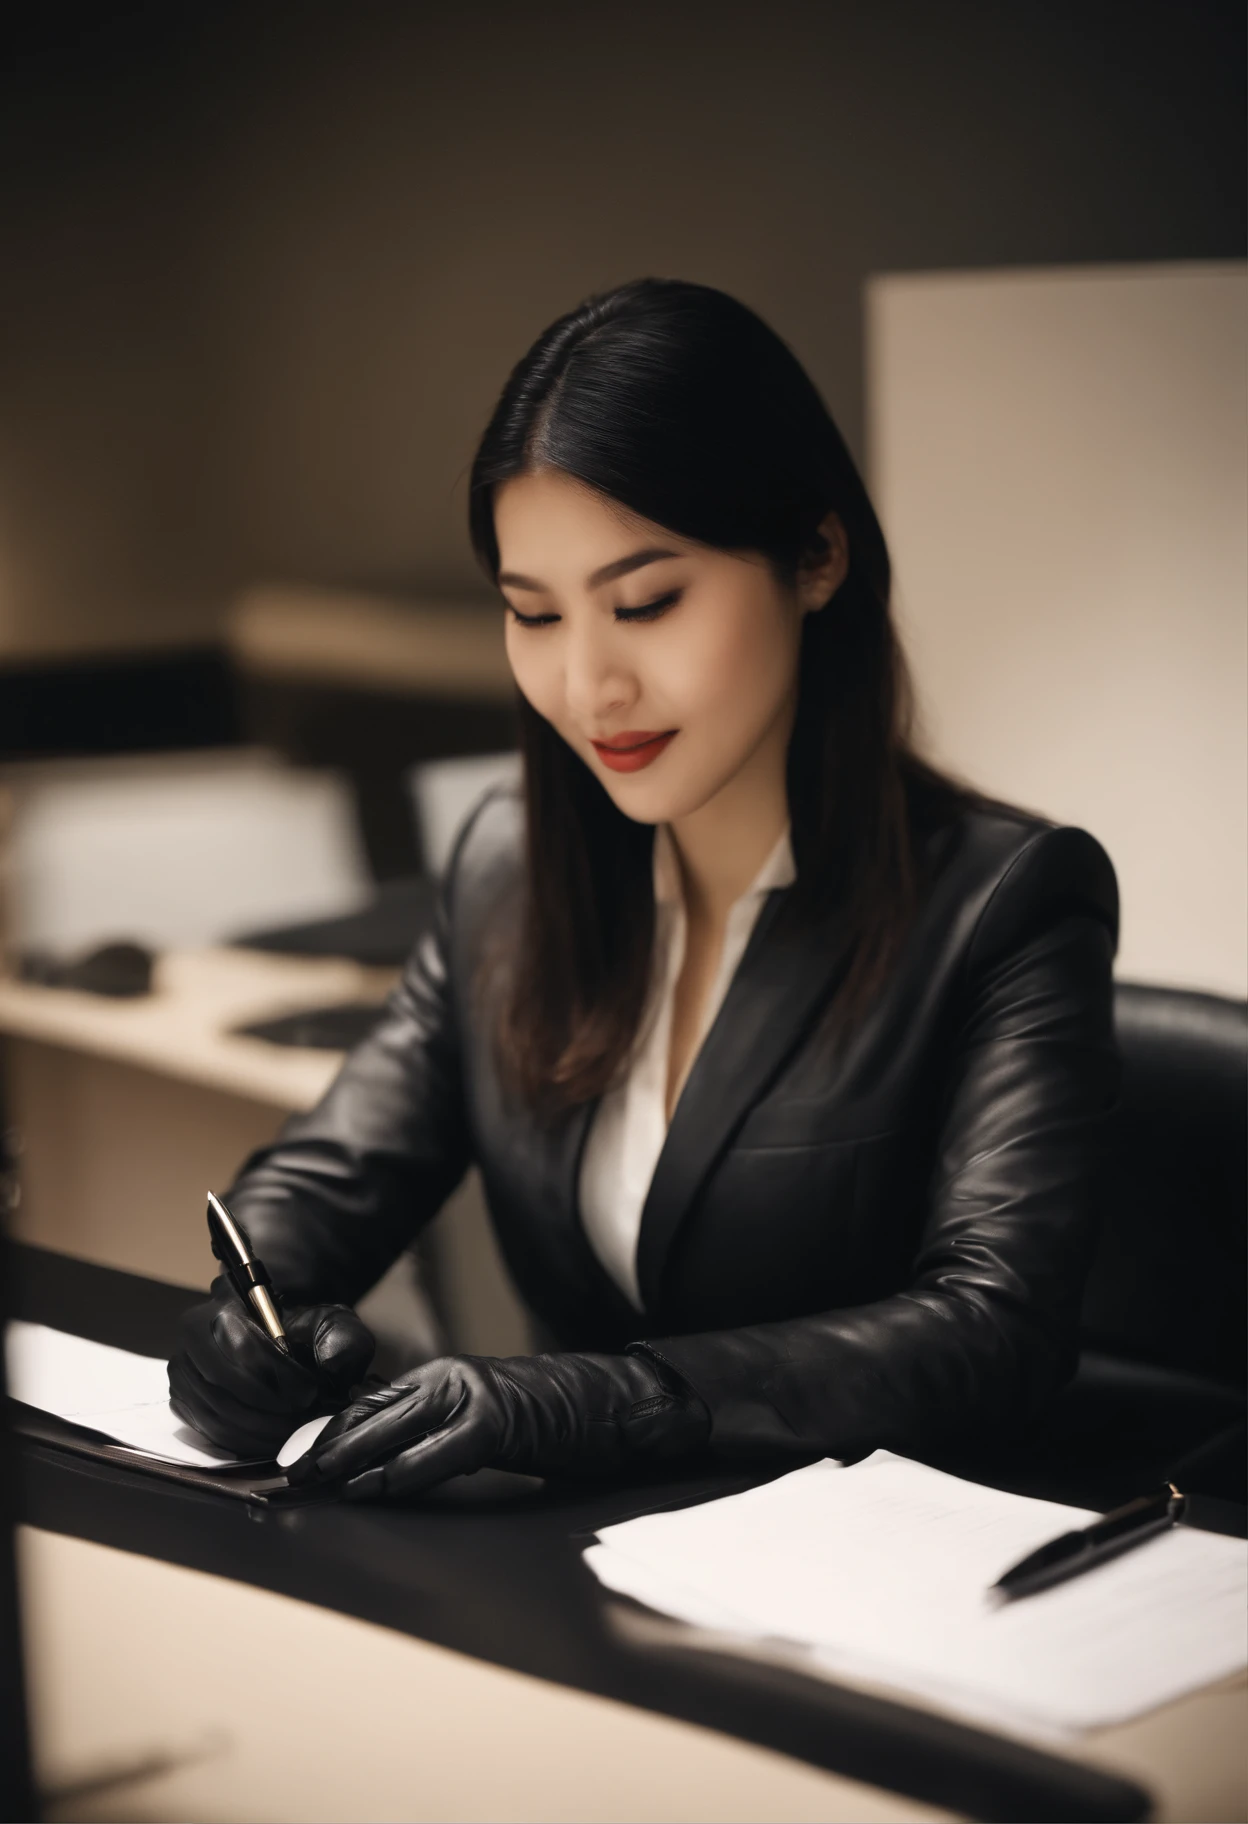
[470,278,969,1113]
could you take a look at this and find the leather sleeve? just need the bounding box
[222,863,473,1307]
[634,828,1121,1462]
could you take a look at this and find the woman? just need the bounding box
[169,279,1119,1498]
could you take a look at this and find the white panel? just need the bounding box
[5,749,370,954]
[867,262,1247,995]
[406,750,521,876]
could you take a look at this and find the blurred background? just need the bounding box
[0,1,1241,635]
[0,0,1243,1374]
[0,0,1242,1288]
[0,5,1244,1818]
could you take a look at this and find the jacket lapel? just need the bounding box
[634,891,853,1315]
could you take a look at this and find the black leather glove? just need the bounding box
[285,1348,711,1499]
[168,1275,375,1457]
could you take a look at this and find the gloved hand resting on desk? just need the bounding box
[285,1349,710,1498]
[168,1276,375,1458]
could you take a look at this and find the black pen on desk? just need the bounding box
[991,1483,1186,1602]
[206,1190,290,1354]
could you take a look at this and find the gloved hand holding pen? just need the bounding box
[168,1276,375,1458]
[167,1192,375,1458]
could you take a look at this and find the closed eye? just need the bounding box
[507,589,681,628]
[614,590,681,624]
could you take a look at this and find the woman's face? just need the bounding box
[495,468,839,829]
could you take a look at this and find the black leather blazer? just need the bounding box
[229,790,1120,1464]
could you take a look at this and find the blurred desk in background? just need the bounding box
[0,949,532,1356]
[0,948,385,1287]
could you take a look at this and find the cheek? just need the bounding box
[505,629,560,720]
[666,597,797,724]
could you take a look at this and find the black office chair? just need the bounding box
[1053,981,1247,1505]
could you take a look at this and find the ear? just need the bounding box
[796,511,849,615]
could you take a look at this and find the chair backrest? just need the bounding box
[1080,982,1247,1388]
[406,752,521,877]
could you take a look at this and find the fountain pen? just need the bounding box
[205,1190,290,1353]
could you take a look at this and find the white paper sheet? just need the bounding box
[586,1453,1248,1739]
[5,1321,268,1470]
[277,1412,334,1467]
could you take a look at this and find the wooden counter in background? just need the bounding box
[227,586,514,703]
[0,949,532,1354]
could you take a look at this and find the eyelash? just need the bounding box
[616,590,680,623]
[507,590,681,629]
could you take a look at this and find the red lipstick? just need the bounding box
[590,730,677,773]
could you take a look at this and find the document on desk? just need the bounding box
[584,1453,1248,1740]
[5,1321,260,1470]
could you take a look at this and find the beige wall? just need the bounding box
[867,261,1247,996]
[1,6,1241,662]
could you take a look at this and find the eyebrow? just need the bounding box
[497,547,679,593]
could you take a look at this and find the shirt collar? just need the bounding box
[652,823,796,908]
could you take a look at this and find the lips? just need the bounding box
[590,730,677,773]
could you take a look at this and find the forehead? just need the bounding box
[494,470,682,570]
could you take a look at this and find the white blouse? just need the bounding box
[578,823,797,1310]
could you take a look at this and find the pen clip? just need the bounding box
[206,1189,254,1265]
[206,1192,284,1346]
[207,1192,272,1290]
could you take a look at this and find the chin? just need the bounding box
[596,765,724,827]
[595,778,671,824]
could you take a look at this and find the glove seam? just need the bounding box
[628,1393,677,1419]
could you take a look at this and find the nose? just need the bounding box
[563,618,637,728]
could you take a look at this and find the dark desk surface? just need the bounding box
[8,1245,1183,1824]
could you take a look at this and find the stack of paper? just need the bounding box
[585,1453,1248,1740]
[5,1321,259,1470]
